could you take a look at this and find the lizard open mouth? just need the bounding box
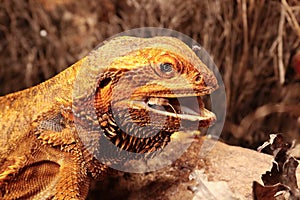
[130,96,216,126]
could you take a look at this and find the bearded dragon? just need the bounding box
[0,36,218,199]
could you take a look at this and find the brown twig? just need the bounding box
[278,3,285,85]
[281,0,300,38]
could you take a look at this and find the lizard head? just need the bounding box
[75,36,218,157]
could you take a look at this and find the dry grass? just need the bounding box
[0,0,299,147]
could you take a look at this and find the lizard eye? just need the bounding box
[155,62,176,78]
[160,63,173,73]
[151,53,183,78]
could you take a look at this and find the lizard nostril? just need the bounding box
[194,74,203,84]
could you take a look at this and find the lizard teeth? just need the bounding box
[147,97,169,106]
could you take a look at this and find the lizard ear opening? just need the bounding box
[95,76,113,114]
[99,77,112,88]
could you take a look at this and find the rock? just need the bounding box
[88,137,300,200]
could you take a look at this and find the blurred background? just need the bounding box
[0,0,299,150]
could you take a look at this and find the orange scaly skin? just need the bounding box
[0,36,218,199]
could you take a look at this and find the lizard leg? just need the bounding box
[1,101,91,199]
[0,135,91,200]
[34,148,91,200]
[32,102,91,200]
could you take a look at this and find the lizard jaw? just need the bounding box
[128,96,216,126]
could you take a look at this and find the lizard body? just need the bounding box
[0,36,218,199]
